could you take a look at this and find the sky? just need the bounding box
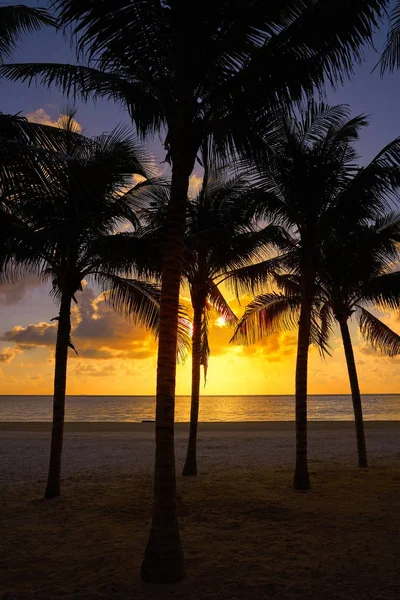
[1,1,400,395]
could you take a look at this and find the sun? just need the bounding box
[215,316,227,328]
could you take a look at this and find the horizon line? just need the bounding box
[0,393,399,398]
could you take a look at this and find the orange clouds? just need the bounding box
[25,108,82,133]
[2,281,400,395]
[0,286,157,366]
[0,346,22,363]
[188,173,203,197]
[2,321,57,348]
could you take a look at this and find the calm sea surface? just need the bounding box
[0,395,400,422]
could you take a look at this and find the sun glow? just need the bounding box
[215,316,227,328]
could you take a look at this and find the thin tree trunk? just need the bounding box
[339,320,368,468]
[44,289,72,499]
[141,151,194,583]
[293,271,314,491]
[182,298,203,476]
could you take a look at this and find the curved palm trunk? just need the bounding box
[182,298,203,476]
[339,320,368,468]
[44,289,72,499]
[293,270,314,491]
[141,152,194,584]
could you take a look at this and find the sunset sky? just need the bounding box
[1,2,400,395]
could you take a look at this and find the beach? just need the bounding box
[1,422,400,599]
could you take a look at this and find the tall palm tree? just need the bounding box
[0,5,53,62]
[0,115,174,499]
[228,103,400,490]
[233,216,400,469]
[1,1,391,581]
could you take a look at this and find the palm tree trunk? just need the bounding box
[339,320,368,468]
[141,150,194,584]
[293,272,314,491]
[182,298,203,476]
[44,289,71,499]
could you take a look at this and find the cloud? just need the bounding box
[188,173,203,197]
[73,363,117,378]
[0,346,22,363]
[72,287,158,360]
[0,276,43,306]
[0,283,299,379]
[0,286,157,361]
[25,108,82,133]
[358,341,379,357]
[2,321,57,348]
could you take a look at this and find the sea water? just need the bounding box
[0,394,399,422]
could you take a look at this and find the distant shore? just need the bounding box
[1,420,400,433]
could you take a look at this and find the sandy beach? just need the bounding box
[1,422,400,599]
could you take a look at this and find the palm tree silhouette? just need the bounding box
[1,1,392,580]
[141,166,281,476]
[233,216,400,468]
[0,113,175,499]
[229,103,400,490]
[312,216,400,466]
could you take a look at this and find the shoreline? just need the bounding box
[2,420,400,432]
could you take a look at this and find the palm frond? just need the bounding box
[334,136,400,222]
[319,302,335,347]
[86,232,161,281]
[0,112,86,157]
[357,305,400,357]
[273,272,301,297]
[380,1,400,72]
[200,305,210,385]
[310,307,332,358]
[91,124,155,179]
[0,62,164,138]
[0,6,54,61]
[207,283,238,325]
[230,292,300,345]
[102,275,160,331]
[222,253,295,297]
[359,271,400,312]
[299,102,364,146]
[100,274,191,363]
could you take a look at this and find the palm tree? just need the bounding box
[312,216,400,466]
[228,103,400,490]
[1,1,392,581]
[0,5,53,62]
[140,169,280,476]
[233,216,400,469]
[0,114,174,499]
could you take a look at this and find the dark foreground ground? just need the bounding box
[2,462,400,599]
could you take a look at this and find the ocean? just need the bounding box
[0,394,400,422]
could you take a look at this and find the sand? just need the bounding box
[1,422,400,599]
